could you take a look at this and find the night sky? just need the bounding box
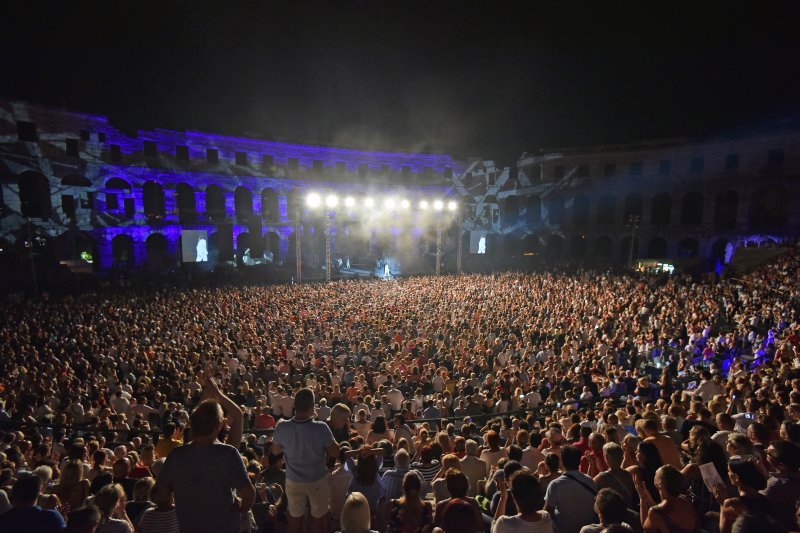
[2,2,799,166]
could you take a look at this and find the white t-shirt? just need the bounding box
[492,511,553,533]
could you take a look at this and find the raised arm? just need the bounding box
[202,365,244,448]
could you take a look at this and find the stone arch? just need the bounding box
[572,194,589,227]
[18,170,52,218]
[143,181,165,219]
[105,177,131,191]
[650,193,672,225]
[234,185,253,221]
[111,234,134,269]
[594,236,612,257]
[713,190,738,230]
[501,195,519,226]
[525,195,541,224]
[261,188,279,221]
[597,194,616,225]
[145,232,170,267]
[680,191,704,226]
[623,193,643,222]
[677,237,699,258]
[264,231,280,261]
[175,182,196,223]
[205,184,226,220]
[236,232,251,258]
[749,185,788,229]
[647,237,668,259]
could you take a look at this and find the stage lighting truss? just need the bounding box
[304,193,456,215]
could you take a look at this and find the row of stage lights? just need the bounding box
[305,193,458,212]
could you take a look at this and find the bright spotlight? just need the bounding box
[383,197,396,209]
[306,193,321,208]
[433,199,444,211]
[364,197,375,208]
[344,196,355,208]
[419,200,429,210]
[325,194,339,208]
[447,200,457,211]
[400,199,410,209]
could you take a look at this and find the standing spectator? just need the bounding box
[493,470,553,533]
[0,474,66,532]
[544,445,598,533]
[763,441,800,531]
[153,399,256,533]
[271,388,339,533]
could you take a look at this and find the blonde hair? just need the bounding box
[59,460,84,489]
[340,492,371,533]
[441,453,461,472]
[331,403,352,420]
[94,483,125,518]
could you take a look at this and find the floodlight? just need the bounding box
[364,197,375,208]
[383,197,396,209]
[325,194,339,208]
[344,196,356,208]
[306,193,321,208]
[447,200,457,211]
[433,199,444,211]
[400,199,410,209]
[419,200,429,210]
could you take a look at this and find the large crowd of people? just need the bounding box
[0,243,798,533]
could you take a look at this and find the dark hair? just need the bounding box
[294,388,314,412]
[420,445,434,463]
[561,445,582,470]
[544,452,561,473]
[67,505,101,528]
[11,474,41,503]
[440,498,475,532]
[372,416,387,434]
[355,454,379,485]
[595,488,627,524]
[444,469,469,498]
[508,444,523,462]
[770,441,800,470]
[510,470,543,512]
[402,470,422,497]
[637,441,662,474]
[728,459,767,491]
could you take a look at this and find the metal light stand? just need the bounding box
[627,214,640,269]
[295,198,302,283]
[436,215,442,276]
[324,213,332,282]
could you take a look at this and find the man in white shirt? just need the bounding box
[387,384,404,413]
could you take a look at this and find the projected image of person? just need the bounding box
[196,238,208,262]
[478,235,486,254]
